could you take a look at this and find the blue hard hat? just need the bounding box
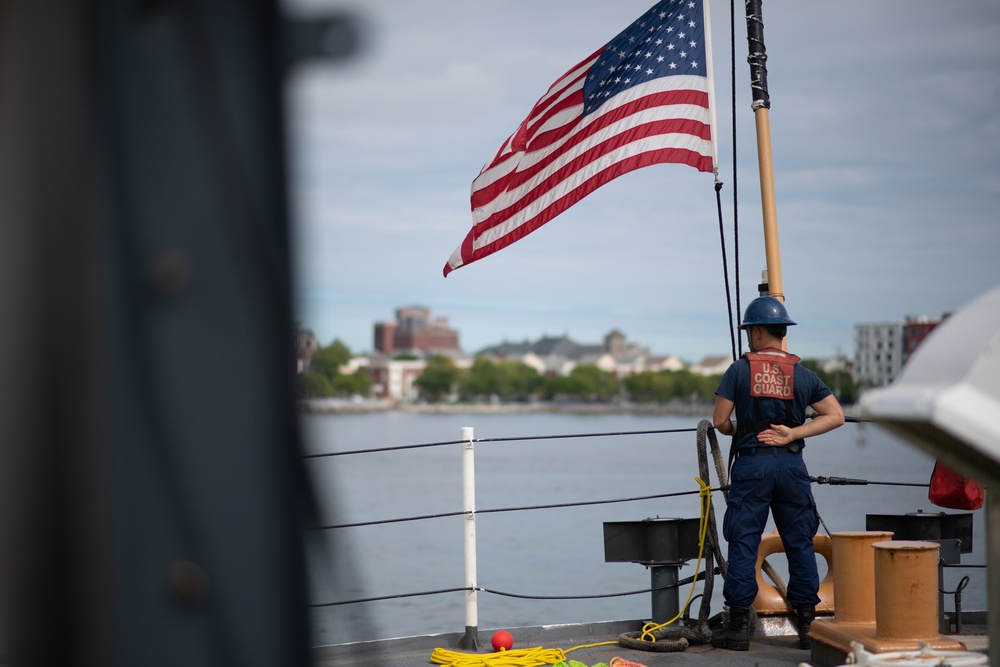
[739,296,797,329]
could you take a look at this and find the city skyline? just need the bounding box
[299,303,946,367]
[287,1,1000,364]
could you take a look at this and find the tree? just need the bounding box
[298,339,374,399]
[801,359,857,405]
[462,358,542,401]
[297,371,334,398]
[542,364,618,401]
[414,355,461,402]
[332,367,373,397]
[621,369,720,403]
[622,371,674,402]
[310,339,352,380]
[462,357,500,400]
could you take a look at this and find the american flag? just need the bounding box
[443,0,717,277]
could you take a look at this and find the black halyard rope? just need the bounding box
[716,182,738,363]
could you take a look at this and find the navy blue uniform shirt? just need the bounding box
[715,357,833,451]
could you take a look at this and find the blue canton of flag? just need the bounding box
[584,1,707,115]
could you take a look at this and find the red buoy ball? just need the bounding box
[491,630,514,651]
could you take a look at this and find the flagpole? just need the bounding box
[703,0,720,179]
[745,0,783,304]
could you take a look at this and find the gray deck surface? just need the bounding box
[314,618,990,667]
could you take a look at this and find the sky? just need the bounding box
[282,0,1000,365]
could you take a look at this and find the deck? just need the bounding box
[314,617,990,667]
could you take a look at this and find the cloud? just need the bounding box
[286,0,1000,362]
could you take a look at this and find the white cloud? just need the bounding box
[285,0,1000,362]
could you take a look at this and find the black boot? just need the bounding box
[796,605,816,650]
[711,606,750,651]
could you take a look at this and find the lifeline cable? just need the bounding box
[309,570,719,609]
[303,427,700,459]
[308,486,718,531]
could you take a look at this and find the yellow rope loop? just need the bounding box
[566,641,618,652]
[636,477,713,644]
[430,645,567,667]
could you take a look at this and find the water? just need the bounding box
[299,411,989,646]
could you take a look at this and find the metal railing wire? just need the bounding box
[303,418,933,611]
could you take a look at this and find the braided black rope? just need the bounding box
[617,420,730,652]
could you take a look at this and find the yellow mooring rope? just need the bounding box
[431,477,714,665]
[634,475,712,643]
[431,641,623,667]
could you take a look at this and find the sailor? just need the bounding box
[710,296,845,651]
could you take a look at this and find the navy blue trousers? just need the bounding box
[722,448,821,609]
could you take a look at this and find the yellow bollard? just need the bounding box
[832,531,893,624]
[809,536,966,660]
[873,540,940,640]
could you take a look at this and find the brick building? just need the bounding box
[374,306,461,356]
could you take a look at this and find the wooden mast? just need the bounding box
[745,0,783,304]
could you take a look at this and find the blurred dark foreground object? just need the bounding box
[0,1,355,664]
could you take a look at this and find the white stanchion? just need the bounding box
[461,426,478,649]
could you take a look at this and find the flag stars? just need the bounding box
[589,0,706,107]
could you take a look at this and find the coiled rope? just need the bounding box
[431,640,620,667]
[431,642,656,667]
[616,420,732,652]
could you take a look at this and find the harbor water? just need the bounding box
[300,410,988,646]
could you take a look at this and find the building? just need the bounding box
[476,331,684,379]
[294,323,319,373]
[373,306,461,356]
[367,357,427,403]
[689,355,732,376]
[903,315,942,360]
[854,315,944,388]
[853,322,904,388]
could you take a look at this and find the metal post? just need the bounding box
[650,565,680,624]
[461,427,479,650]
[745,0,785,306]
[988,489,999,667]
